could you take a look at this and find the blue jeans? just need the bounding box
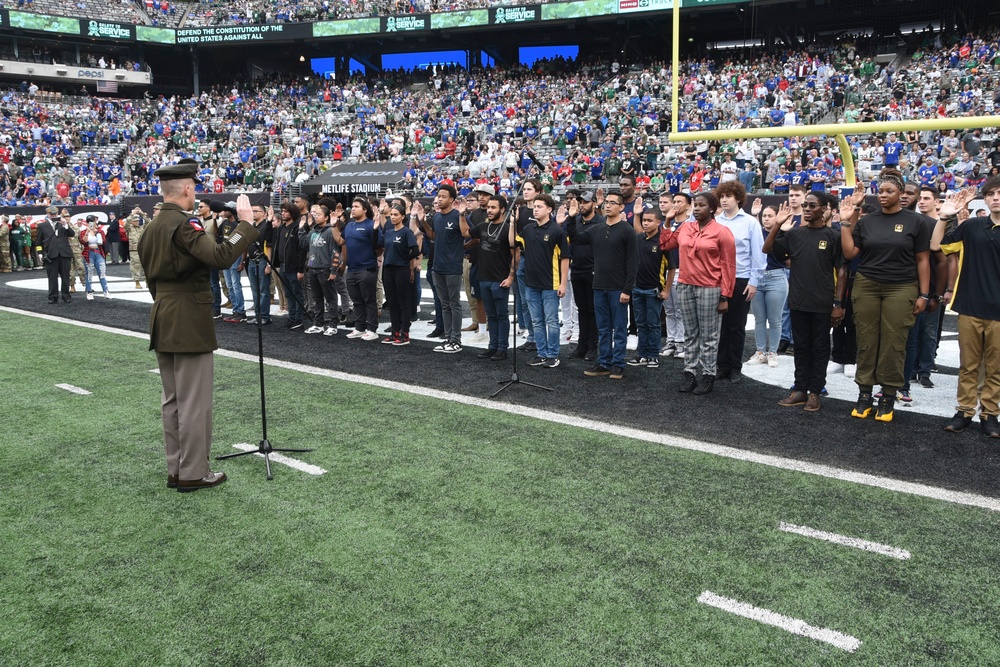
[223,258,244,314]
[903,308,942,389]
[210,268,222,314]
[279,270,304,324]
[632,287,662,359]
[780,268,793,344]
[85,252,108,294]
[246,257,271,321]
[479,280,511,353]
[595,289,629,368]
[524,286,560,359]
[516,262,534,342]
[751,269,788,353]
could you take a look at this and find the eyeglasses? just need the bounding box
[802,202,823,209]
[605,201,623,207]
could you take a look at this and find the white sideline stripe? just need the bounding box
[230,443,327,476]
[778,522,911,560]
[4,305,1000,513]
[56,383,91,395]
[149,368,160,374]
[697,591,862,653]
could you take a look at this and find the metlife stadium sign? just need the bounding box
[303,163,407,195]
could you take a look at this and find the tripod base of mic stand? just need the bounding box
[216,439,314,481]
[492,371,554,398]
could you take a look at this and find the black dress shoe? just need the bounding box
[177,471,227,493]
[584,350,596,362]
[48,297,58,304]
[477,349,496,359]
[427,329,444,338]
[944,412,973,433]
[729,370,743,384]
[62,295,72,302]
[981,415,1000,438]
[518,342,537,352]
[167,474,179,489]
[777,339,790,355]
[572,345,588,358]
[491,351,508,361]
[715,369,730,381]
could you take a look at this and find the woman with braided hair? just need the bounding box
[839,169,931,423]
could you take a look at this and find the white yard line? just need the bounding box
[5,305,1000,512]
[778,522,911,560]
[697,591,862,653]
[230,443,327,475]
[149,368,160,374]
[55,383,92,395]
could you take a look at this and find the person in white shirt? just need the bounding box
[720,155,739,183]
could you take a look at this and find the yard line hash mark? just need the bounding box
[56,384,91,395]
[697,591,862,653]
[230,443,327,476]
[779,522,912,560]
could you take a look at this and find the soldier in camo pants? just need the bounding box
[125,205,153,289]
[64,212,86,290]
[0,215,10,273]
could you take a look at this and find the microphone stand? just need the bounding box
[492,167,553,398]
[216,238,313,480]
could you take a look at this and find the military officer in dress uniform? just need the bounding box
[138,159,260,493]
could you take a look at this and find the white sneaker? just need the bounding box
[304,326,324,334]
[323,326,338,336]
[103,291,111,299]
[844,364,857,378]
[275,309,288,317]
[346,329,364,339]
[660,343,676,357]
[828,361,845,374]
[86,293,94,300]
[442,342,462,354]
[361,331,379,341]
[767,352,779,367]
[433,342,450,353]
[746,351,766,365]
[468,332,488,343]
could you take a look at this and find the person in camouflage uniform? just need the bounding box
[125,204,155,289]
[0,215,10,273]
[63,211,86,291]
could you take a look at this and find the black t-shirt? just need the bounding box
[516,219,569,290]
[382,225,418,267]
[465,208,486,264]
[635,231,672,290]
[468,218,512,283]
[851,208,929,283]
[772,225,843,313]
[432,209,464,275]
[941,216,1000,321]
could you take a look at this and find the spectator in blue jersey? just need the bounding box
[882,133,904,168]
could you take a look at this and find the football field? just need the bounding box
[3,307,1000,666]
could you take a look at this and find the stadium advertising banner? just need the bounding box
[618,0,672,13]
[136,25,176,44]
[381,14,430,33]
[489,4,541,25]
[82,19,135,41]
[543,0,619,20]
[8,11,80,35]
[312,17,380,38]
[430,9,488,29]
[176,22,310,44]
[303,162,406,195]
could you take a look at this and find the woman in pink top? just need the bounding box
[660,192,736,395]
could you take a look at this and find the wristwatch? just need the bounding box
[719,296,729,303]
[833,299,842,308]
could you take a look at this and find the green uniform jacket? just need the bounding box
[137,202,259,354]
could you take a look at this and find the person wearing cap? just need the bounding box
[126,204,153,290]
[36,204,76,303]
[138,158,260,493]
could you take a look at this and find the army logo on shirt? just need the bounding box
[894,224,904,232]
[818,240,828,249]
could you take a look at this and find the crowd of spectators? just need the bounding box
[1,28,999,209]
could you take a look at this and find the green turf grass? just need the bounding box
[2,309,1000,666]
